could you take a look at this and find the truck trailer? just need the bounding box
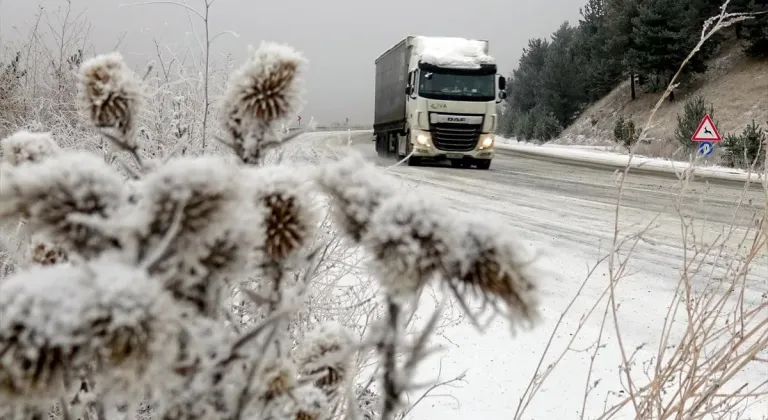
[373,35,507,169]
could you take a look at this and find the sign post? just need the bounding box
[297,115,302,127]
[691,114,721,157]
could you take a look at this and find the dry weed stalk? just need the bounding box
[0,27,545,420]
[514,2,768,419]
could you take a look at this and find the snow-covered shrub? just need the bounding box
[0,40,542,420]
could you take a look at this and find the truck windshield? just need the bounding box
[418,71,495,101]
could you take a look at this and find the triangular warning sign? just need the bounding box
[692,114,722,142]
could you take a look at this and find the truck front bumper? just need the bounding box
[410,130,495,160]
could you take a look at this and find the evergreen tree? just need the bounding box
[540,22,588,126]
[740,0,768,56]
[605,0,641,99]
[507,38,550,113]
[729,0,767,49]
[628,0,704,99]
[576,0,625,101]
[686,0,728,58]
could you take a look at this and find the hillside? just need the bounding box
[555,39,768,159]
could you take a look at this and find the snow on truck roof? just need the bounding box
[412,36,494,69]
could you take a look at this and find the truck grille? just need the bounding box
[431,123,482,152]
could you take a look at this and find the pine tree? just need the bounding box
[628,0,703,100]
[740,0,768,57]
[507,38,550,114]
[540,22,588,126]
[729,0,767,49]
[576,0,625,101]
[605,0,641,100]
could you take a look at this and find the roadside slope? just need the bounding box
[556,40,768,156]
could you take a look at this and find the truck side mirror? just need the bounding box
[498,76,507,91]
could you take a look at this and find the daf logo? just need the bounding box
[447,117,466,122]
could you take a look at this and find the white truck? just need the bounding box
[373,35,507,169]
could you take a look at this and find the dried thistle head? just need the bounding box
[127,156,264,316]
[258,359,298,402]
[244,165,317,263]
[256,383,329,420]
[129,155,247,243]
[0,151,126,259]
[295,321,356,400]
[449,215,540,331]
[219,42,306,163]
[363,194,460,299]
[290,385,330,420]
[28,235,68,266]
[0,257,182,405]
[317,152,397,242]
[77,52,144,149]
[0,130,60,166]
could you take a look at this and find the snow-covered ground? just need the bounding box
[287,131,768,419]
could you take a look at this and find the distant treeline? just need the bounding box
[500,0,768,141]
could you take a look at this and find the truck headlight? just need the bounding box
[416,133,430,146]
[480,134,494,149]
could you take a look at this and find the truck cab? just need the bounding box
[373,36,507,170]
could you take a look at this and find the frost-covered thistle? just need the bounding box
[219,42,306,164]
[362,194,461,299]
[317,153,397,241]
[0,151,126,259]
[449,215,540,329]
[244,165,317,264]
[0,131,60,166]
[28,234,68,266]
[125,155,264,316]
[77,52,144,151]
[255,383,329,420]
[257,359,298,402]
[0,257,182,406]
[295,321,356,404]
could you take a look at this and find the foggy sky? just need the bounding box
[1,0,584,125]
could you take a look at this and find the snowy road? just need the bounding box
[298,130,764,282]
[288,131,767,419]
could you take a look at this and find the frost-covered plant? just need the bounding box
[77,52,145,158]
[0,39,543,420]
[0,131,61,166]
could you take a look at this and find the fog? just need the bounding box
[0,0,584,124]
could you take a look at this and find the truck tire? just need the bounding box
[375,133,388,158]
[396,133,406,160]
[475,159,491,170]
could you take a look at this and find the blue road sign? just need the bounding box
[697,141,713,156]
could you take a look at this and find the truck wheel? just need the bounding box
[387,133,398,157]
[396,133,407,160]
[375,134,388,158]
[475,159,492,170]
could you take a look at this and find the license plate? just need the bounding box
[446,153,463,159]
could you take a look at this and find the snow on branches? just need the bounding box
[0,39,543,420]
